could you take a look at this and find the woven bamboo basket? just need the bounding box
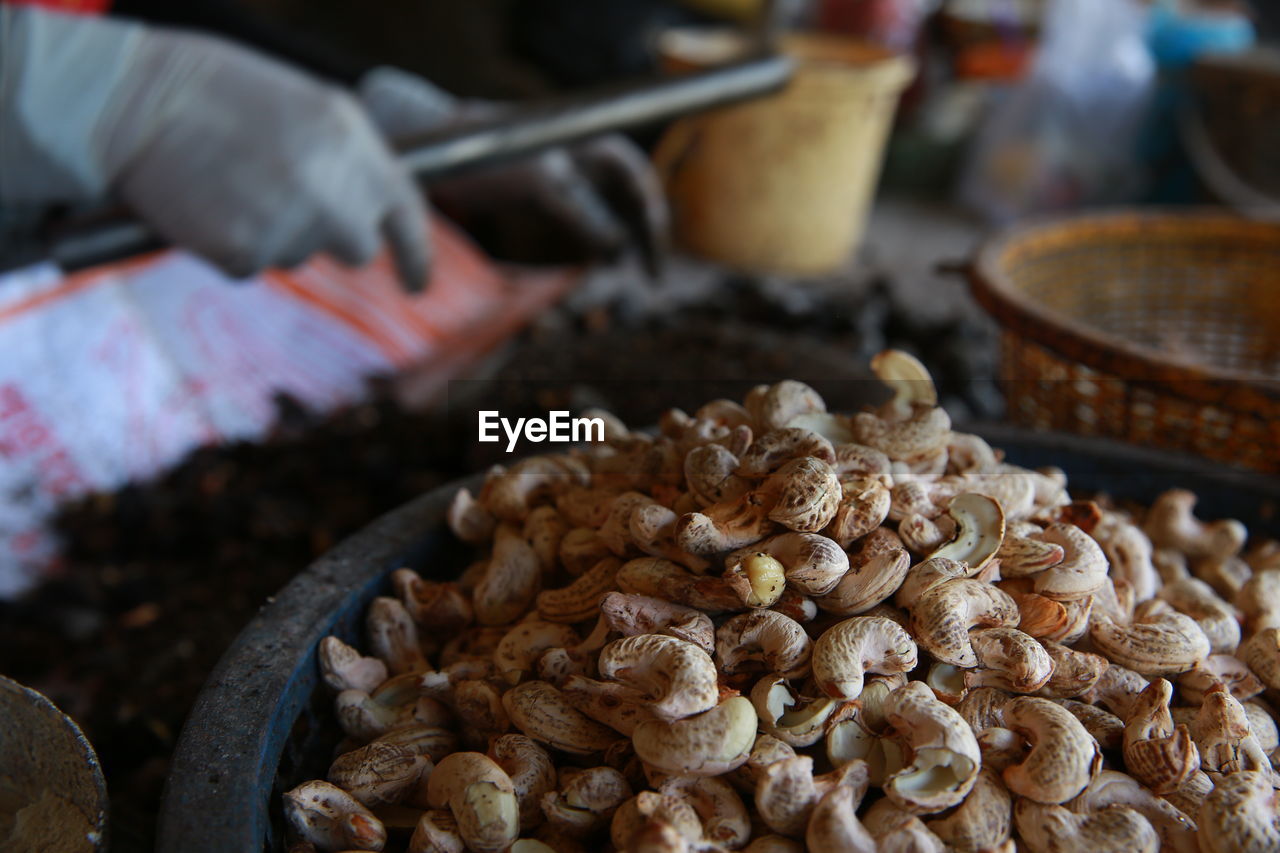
[968,210,1280,474]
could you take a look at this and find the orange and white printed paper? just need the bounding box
[0,217,574,595]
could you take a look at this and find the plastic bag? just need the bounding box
[957,0,1155,221]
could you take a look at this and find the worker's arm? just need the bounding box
[0,6,429,289]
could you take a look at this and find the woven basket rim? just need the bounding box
[969,207,1280,411]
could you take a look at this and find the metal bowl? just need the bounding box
[157,426,1280,852]
[0,675,108,852]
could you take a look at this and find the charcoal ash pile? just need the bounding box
[491,258,1003,425]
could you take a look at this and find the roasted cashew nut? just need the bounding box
[610,790,703,851]
[804,782,876,853]
[871,349,938,420]
[536,556,621,624]
[908,578,1020,668]
[926,493,1005,574]
[1181,656,1265,708]
[1013,799,1158,853]
[744,380,827,434]
[394,571,476,641]
[283,779,388,851]
[1142,489,1247,564]
[756,756,868,840]
[1093,517,1159,602]
[750,676,841,748]
[965,627,1055,694]
[676,494,779,556]
[723,552,789,609]
[598,634,719,722]
[540,765,632,838]
[375,723,459,766]
[616,558,744,614]
[1081,663,1150,719]
[560,674,655,736]
[686,444,754,505]
[763,456,842,534]
[1068,769,1197,853]
[1237,627,1280,690]
[736,427,835,477]
[1029,522,1108,600]
[494,621,580,685]
[483,456,588,524]
[407,809,464,853]
[1058,700,1125,752]
[881,681,982,814]
[894,556,969,609]
[520,505,570,575]
[367,596,429,675]
[726,532,849,597]
[658,775,751,850]
[473,525,543,627]
[996,524,1066,579]
[1157,573,1233,653]
[631,696,757,777]
[327,740,431,808]
[924,766,1013,852]
[1237,569,1280,636]
[958,465,1039,522]
[319,635,389,694]
[715,610,813,680]
[1002,697,1101,804]
[811,615,918,700]
[825,476,892,549]
[488,734,556,832]
[816,547,910,617]
[629,501,711,572]
[860,797,948,851]
[448,486,497,546]
[502,680,620,756]
[1089,600,1211,676]
[1037,640,1108,700]
[599,591,715,654]
[851,399,952,463]
[424,752,520,853]
[1195,770,1280,853]
[558,526,615,575]
[1189,688,1271,779]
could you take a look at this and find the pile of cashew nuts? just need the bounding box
[283,351,1280,853]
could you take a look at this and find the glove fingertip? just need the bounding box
[384,204,432,294]
[218,253,264,283]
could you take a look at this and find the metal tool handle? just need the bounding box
[31,55,793,273]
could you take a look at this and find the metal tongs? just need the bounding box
[14,55,792,275]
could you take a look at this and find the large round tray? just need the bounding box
[157,426,1280,852]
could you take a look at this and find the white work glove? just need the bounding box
[0,7,430,290]
[358,67,669,275]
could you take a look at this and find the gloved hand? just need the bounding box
[358,67,669,276]
[0,7,430,290]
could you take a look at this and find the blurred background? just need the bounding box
[0,0,1276,849]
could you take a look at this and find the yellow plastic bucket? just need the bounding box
[655,30,915,274]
